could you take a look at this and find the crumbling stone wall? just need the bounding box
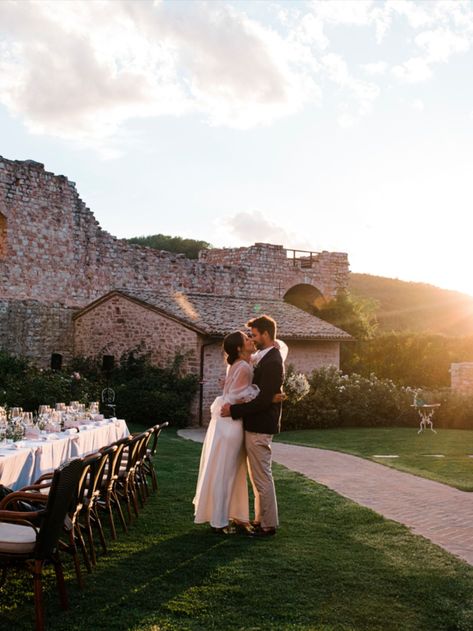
[200,243,349,299]
[0,157,349,309]
[0,156,350,371]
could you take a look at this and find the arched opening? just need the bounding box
[0,213,6,259]
[284,283,326,315]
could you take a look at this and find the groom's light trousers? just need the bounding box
[245,431,279,529]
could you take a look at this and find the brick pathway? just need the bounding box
[178,429,473,566]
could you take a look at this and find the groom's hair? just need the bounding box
[247,315,276,340]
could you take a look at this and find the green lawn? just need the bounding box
[276,427,473,491]
[2,430,473,630]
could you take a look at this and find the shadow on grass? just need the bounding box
[2,432,473,631]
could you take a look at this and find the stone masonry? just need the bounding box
[450,362,473,395]
[74,293,201,375]
[0,156,350,367]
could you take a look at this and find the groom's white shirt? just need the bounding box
[251,345,274,366]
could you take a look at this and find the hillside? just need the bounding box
[349,273,473,336]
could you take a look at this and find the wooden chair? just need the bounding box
[115,432,149,522]
[0,458,84,631]
[97,441,128,539]
[142,422,169,493]
[78,450,111,567]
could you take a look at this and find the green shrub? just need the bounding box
[111,352,198,428]
[0,350,198,428]
[283,366,416,431]
[0,351,99,410]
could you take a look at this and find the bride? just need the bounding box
[193,330,285,532]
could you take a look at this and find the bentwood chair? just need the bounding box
[78,450,111,566]
[5,455,97,589]
[0,458,84,631]
[133,431,153,505]
[97,441,128,540]
[143,422,169,493]
[116,432,149,522]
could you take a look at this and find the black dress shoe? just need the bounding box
[249,526,276,538]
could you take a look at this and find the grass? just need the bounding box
[275,427,473,491]
[2,429,473,630]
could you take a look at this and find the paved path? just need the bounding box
[178,428,473,566]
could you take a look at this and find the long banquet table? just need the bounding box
[0,418,129,491]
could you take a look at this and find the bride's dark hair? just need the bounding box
[223,331,245,365]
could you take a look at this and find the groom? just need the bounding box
[221,314,284,537]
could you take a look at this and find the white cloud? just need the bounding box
[361,61,388,76]
[1,0,473,149]
[415,28,470,62]
[387,0,434,30]
[411,98,425,112]
[221,211,313,250]
[322,53,380,123]
[0,0,319,146]
[310,0,375,26]
[392,56,433,83]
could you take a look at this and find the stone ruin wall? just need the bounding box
[0,156,350,366]
[199,244,349,300]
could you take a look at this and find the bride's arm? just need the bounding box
[227,362,259,404]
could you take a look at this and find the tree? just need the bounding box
[127,234,212,259]
[315,290,379,340]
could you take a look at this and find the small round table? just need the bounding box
[411,404,440,434]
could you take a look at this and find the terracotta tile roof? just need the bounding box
[117,290,353,341]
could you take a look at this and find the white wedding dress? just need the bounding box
[193,359,259,528]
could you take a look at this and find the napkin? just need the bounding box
[42,433,58,441]
[64,428,78,435]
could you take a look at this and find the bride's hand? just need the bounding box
[272,392,287,403]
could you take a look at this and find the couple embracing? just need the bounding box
[193,315,286,538]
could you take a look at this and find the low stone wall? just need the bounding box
[451,362,473,395]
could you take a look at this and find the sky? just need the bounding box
[1,0,473,294]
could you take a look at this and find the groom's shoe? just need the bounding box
[249,526,276,538]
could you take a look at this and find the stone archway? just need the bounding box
[283,283,326,314]
[0,212,6,259]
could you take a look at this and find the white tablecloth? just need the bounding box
[0,419,129,491]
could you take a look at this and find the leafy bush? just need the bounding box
[0,350,198,428]
[0,351,100,410]
[342,333,473,388]
[283,366,416,431]
[110,352,198,428]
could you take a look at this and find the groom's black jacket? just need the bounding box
[230,347,284,435]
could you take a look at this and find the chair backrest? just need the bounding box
[126,432,149,472]
[70,454,95,518]
[100,439,122,487]
[148,422,169,456]
[84,451,110,501]
[35,458,86,559]
[98,444,118,488]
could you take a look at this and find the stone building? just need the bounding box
[73,290,351,423]
[0,155,352,422]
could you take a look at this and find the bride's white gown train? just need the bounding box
[193,359,258,528]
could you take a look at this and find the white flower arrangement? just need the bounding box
[284,372,310,402]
